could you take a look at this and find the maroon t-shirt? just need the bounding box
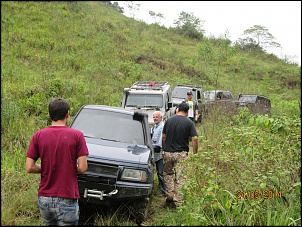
[26,126,89,199]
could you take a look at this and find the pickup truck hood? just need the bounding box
[85,137,151,165]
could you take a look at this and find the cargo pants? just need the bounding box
[162,151,188,206]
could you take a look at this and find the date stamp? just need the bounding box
[236,190,283,199]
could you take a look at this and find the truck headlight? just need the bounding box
[121,169,147,182]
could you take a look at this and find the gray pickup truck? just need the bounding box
[172,84,204,122]
[202,90,271,116]
[202,90,237,117]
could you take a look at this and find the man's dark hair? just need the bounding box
[178,102,189,113]
[49,98,70,121]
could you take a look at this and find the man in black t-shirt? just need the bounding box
[162,102,198,208]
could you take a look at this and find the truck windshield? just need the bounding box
[172,88,195,99]
[203,91,217,101]
[125,94,163,108]
[238,96,257,102]
[71,109,145,145]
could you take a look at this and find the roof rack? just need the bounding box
[131,81,169,90]
[176,84,201,88]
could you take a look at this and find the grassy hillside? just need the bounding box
[1,1,301,226]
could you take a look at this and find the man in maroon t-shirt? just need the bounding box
[25,98,89,226]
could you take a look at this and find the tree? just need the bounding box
[149,10,164,25]
[110,2,124,13]
[238,25,281,52]
[124,1,140,19]
[173,11,205,39]
[102,1,124,13]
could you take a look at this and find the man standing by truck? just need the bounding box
[162,102,198,208]
[151,111,167,196]
[25,98,89,226]
[185,90,199,122]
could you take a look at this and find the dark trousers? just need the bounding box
[189,117,194,121]
[155,158,167,195]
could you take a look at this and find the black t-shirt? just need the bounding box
[162,115,198,152]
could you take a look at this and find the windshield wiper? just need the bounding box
[84,135,96,138]
[173,97,184,99]
[141,105,161,108]
[101,137,121,142]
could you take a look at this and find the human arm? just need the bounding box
[162,133,166,150]
[153,123,163,148]
[77,155,88,174]
[191,136,198,154]
[190,123,198,154]
[195,110,199,120]
[25,157,41,173]
[195,103,199,119]
[153,125,163,152]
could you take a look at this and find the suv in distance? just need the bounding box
[202,90,236,116]
[70,105,154,224]
[121,81,176,127]
[235,94,271,114]
[171,84,204,122]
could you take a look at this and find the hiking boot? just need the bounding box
[165,196,173,202]
[165,196,177,208]
[165,201,177,208]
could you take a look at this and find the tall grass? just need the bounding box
[150,109,300,226]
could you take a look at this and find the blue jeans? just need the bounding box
[38,196,79,226]
[156,158,167,195]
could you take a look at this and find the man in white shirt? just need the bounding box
[151,111,167,196]
[185,90,199,122]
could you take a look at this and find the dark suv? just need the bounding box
[70,105,154,224]
[235,94,271,114]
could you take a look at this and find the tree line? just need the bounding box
[104,1,281,55]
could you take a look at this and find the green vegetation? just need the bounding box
[1,1,300,226]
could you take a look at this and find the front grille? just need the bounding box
[86,162,119,179]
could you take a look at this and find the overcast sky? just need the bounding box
[117,1,301,66]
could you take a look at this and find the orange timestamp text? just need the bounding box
[236,190,283,199]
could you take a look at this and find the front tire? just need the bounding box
[129,193,153,225]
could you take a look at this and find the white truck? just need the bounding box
[121,81,176,127]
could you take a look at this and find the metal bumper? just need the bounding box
[83,188,118,200]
